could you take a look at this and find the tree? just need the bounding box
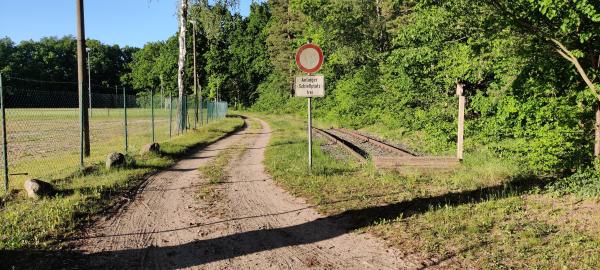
[177,0,189,132]
[0,37,14,74]
[487,0,600,156]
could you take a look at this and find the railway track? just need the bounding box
[312,127,366,162]
[313,127,460,170]
[331,128,418,157]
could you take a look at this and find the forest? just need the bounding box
[1,0,599,176]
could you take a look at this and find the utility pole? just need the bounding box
[76,0,90,160]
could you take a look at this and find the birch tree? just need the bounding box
[177,0,188,132]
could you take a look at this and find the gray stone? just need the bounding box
[140,143,160,155]
[23,179,55,199]
[106,152,126,169]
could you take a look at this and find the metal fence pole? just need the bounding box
[186,95,190,131]
[185,95,188,132]
[151,89,155,143]
[194,91,198,129]
[308,97,313,172]
[0,74,8,193]
[199,90,203,126]
[169,92,173,138]
[79,86,84,169]
[123,87,128,153]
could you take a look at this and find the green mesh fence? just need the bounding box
[0,75,228,195]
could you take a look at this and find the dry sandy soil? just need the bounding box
[28,117,422,269]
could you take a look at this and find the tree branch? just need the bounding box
[552,39,600,102]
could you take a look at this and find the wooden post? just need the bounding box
[76,0,90,161]
[456,83,465,161]
[595,107,600,157]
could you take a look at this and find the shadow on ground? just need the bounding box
[1,175,549,269]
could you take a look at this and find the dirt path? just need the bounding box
[69,117,415,269]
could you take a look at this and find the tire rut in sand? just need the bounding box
[58,117,417,269]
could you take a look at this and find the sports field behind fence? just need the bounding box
[0,75,228,195]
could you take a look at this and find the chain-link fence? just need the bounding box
[0,74,228,194]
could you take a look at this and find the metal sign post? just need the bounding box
[308,97,312,170]
[295,43,324,173]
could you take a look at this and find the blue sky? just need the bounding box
[0,0,256,48]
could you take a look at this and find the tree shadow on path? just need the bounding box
[1,175,547,269]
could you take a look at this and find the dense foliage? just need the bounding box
[125,1,271,108]
[246,0,600,174]
[1,0,599,174]
[0,36,137,92]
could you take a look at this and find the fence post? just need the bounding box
[0,74,8,193]
[456,83,465,161]
[151,89,155,143]
[186,95,190,131]
[169,92,173,138]
[123,87,128,153]
[207,102,211,123]
[194,90,198,129]
[199,86,203,126]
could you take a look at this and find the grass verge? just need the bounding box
[254,112,600,269]
[197,118,260,202]
[197,144,246,202]
[0,116,244,250]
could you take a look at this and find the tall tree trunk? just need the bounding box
[177,0,188,132]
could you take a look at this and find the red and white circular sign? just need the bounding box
[295,44,323,74]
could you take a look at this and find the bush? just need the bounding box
[547,166,600,198]
[326,67,383,128]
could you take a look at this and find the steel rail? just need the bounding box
[333,128,417,157]
[312,128,366,162]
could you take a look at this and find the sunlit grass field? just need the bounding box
[2,107,210,195]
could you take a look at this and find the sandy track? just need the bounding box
[64,117,415,269]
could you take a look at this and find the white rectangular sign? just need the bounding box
[295,75,325,97]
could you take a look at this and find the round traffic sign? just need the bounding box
[295,44,323,74]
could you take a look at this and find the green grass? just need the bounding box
[0,116,243,250]
[199,146,241,185]
[254,112,600,269]
[196,117,259,206]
